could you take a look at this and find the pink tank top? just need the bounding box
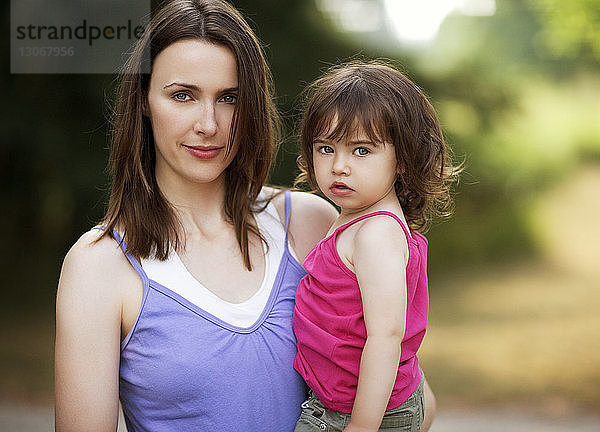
[293,211,428,413]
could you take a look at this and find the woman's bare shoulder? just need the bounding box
[261,185,282,199]
[270,190,338,261]
[63,230,128,271]
[289,191,338,223]
[268,188,337,220]
[58,230,138,303]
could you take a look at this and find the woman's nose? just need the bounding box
[193,102,218,137]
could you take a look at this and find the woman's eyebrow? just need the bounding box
[164,82,199,91]
[219,86,239,94]
[162,83,239,93]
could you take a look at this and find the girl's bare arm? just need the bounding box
[344,217,409,432]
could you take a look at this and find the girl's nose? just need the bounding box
[332,154,350,175]
[193,102,218,137]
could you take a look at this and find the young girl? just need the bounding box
[293,61,458,432]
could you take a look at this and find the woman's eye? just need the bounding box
[220,94,237,104]
[317,145,334,154]
[354,147,370,156]
[173,92,191,102]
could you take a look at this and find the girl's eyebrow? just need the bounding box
[348,139,377,146]
[312,138,380,147]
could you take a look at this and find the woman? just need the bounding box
[54,1,434,431]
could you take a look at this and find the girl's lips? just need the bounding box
[330,182,354,196]
[183,145,223,160]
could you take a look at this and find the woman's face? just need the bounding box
[147,39,238,190]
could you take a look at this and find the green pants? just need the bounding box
[294,378,424,432]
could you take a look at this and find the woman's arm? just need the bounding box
[55,232,137,432]
[344,217,409,432]
[422,376,436,431]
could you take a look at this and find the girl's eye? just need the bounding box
[317,145,334,154]
[173,92,192,102]
[354,147,370,156]
[220,94,237,104]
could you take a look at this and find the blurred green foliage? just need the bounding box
[527,0,600,61]
[1,0,599,317]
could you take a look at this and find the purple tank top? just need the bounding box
[115,191,307,431]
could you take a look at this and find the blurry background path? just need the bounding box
[1,404,599,432]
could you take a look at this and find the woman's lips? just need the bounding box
[330,182,354,196]
[183,145,223,160]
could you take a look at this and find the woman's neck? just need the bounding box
[156,171,230,235]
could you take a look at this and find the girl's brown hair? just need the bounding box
[100,0,279,269]
[296,60,460,231]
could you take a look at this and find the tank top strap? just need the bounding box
[283,189,294,252]
[92,225,150,284]
[283,190,292,230]
[334,211,413,241]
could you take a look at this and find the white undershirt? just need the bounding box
[141,194,290,327]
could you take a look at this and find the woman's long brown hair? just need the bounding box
[100,0,279,270]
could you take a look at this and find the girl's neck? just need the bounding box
[339,190,401,220]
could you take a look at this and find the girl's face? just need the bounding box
[147,39,238,190]
[312,122,399,214]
